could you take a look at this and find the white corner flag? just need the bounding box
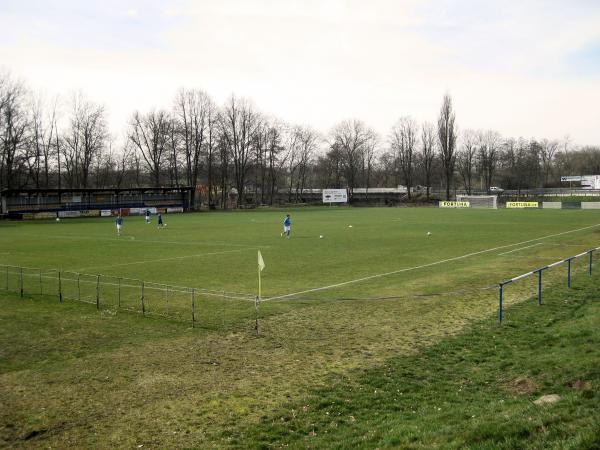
[257,250,265,301]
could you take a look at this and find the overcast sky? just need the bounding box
[1,0,599,145]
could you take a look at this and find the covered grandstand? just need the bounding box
[0,187,193,219]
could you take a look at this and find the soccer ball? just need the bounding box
[427,231,431,236]
[319,235,323,239]
[56,217,60,222]
[164,223,167,227]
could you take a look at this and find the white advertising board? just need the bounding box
[322,189,348,203]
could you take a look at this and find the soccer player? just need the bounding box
[145,209,150,224]
[115,214,123,237]
[157,212,164,229]
[281,214,291,238]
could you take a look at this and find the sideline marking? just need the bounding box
[498,242,543,256]
[13,233,266,249]
[265,223,600,300]
[78,248,248,272]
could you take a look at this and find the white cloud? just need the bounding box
[0,0,599,145]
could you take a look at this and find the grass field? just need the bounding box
[1,206,600,448]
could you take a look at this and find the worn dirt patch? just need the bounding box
[566,379,592,391]
[505,377,538,395]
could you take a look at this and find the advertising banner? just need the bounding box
[439,201,470,208]
[322,189,348,203]
[506,202,539,208]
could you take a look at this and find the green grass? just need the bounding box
[1,207,599,448]
[1,207,599,299]
[241,276,600,449]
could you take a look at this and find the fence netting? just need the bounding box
[0,264,256,329]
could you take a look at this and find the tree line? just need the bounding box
[1,70,598,207]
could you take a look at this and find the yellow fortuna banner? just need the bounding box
[439,201,470,208]
[506,202,539,208]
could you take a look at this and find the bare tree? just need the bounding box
[457,129,478,194]
[420,122,436,200]
[437,94,457,200]
[390,117,417,199]
[174,88,215,206]
[294,125,319,201]
[220,96,259,207]
[62,93,107,188]
[361,129,378,199]
[330,119,373,200]
[129,109,172,186]
[0,75,29,189]
[477,130,502,192]
[539,138,559,186]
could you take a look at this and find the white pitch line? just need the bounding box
[265,222,600,301]
[13,233,266,248]
[78,248,248,272]
[497,242,543,256]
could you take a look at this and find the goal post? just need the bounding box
[456,195,498,209]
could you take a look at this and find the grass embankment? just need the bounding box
[1,274,599,449]
[242,277,600,449]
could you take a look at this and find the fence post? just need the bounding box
[96,275,100,310]
[567,258,572,288]
[191,288,196,328]
[20,267,23,297]
[498,284,503,324]
[118,277,121,308]
[165,285,169,315]
[589,250,593,276]
[537,269,542,305]
[39,268,43,295]
[58,270,62,302]
[141,281,145,315]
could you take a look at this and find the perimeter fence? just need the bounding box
[2,247,598,332]
[497,247,599,323]
[0,264,255,329]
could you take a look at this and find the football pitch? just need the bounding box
[1,206,599,303]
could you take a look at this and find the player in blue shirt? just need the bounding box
[281,214,291,238]
[115,215,123,236]
[157,212,164,229]
[145,209,150,224]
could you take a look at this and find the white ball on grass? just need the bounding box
[56,217,60,222]
[319,235,323,239]
[427,231,431,236]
